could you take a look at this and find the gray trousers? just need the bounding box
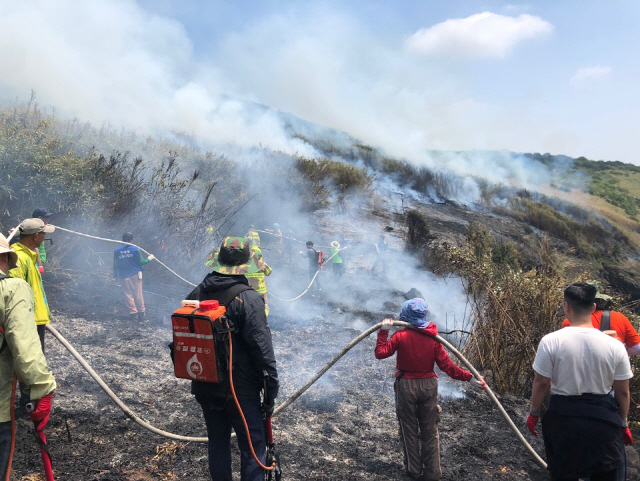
[395,377,441,480]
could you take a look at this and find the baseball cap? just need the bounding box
[19,218,55,235]
[0,233,18,270]
[32,208,53,218]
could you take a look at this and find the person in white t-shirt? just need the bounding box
[527,282,633,481]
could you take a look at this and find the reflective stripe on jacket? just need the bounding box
[0,272,56,422]
[9,242,50,325]
[245,246,272,293]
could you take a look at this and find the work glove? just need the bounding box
[380,318,394,331]
[30,393,54,432]
[623,427,633,446]
[526,413,539,436]
[469,377,486,390]
[299,251,303,255]
[262,400,275,417]
[147,254,156,261]
[38,265,45,274]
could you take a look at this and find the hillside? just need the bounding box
[3,101,640,480]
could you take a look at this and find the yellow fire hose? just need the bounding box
[46,321,547,469]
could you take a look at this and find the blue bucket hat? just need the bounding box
[399,298,430,329]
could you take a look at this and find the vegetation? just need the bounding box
[0,102,246,275]
[508,197,630,259]
[294,156,372,210]
[439,224,567,395]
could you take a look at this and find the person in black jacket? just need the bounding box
[188,236,279,481]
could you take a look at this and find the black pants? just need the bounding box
[0,421,12,479]
[19,325,46,406]
[200,396,266,481]
[309,269,321,290]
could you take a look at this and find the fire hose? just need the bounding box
[51,226,334,301]
[269,248,345,302]
[45,321,547,469]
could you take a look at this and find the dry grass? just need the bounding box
[441,226,567,396]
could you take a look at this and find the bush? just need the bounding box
[441,226,566,395]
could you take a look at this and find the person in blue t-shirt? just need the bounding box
[113,232,155,321]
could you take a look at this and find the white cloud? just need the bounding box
[570,66,612,86]
[404,11,553,59]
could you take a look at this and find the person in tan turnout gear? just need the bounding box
[245,230,272,316]
[0,233,56,479]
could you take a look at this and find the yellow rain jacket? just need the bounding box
[9,242,51,325]
[245,231,272,294]
[0,271,56,422]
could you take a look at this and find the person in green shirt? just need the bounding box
[32,208,53,273]
[0,233,56,479]
[330,240,344,279]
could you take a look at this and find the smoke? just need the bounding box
[0,0,603,197]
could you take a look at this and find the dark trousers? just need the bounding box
[332,263,344,279]
[201,396,266,481]
[19,325,46,406]
[0,421,12,479]
[309,269,321,290]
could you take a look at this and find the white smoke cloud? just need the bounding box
[404,12,553,59]
[0,0,315,157]
[570,66,612,87]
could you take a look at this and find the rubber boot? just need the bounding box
[129,313,138,322]
[137,311,146,322]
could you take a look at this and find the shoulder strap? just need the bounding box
[186,280,251,307]
[216,283,252,307]
[600,311,611,332]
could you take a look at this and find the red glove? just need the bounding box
[526,413,539,436]
[30,393,53,431]
[623,427,633,446]
[38,265,45,274]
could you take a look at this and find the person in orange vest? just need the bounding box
[561,286,640,355]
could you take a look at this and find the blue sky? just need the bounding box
[1,1,639,165]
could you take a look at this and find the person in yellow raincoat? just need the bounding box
[244,231,272,316]
[1,233,56,478]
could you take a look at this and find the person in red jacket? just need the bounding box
[375,298,485,481]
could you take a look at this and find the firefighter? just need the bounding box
[1,233,56,479]
[329,240,344,279]
[189,236,278,481]
[300,241,322,291]
[9,218,55,351]
[375,298,485,480]
[245,230,272,316]
[113,232,155,321]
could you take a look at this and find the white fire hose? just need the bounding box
[46,321,546,469]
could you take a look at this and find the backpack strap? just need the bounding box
[0,274,9,354]
[186,279,251,307]
[600,310,611,332]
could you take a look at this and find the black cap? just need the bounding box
[32,207,53,218]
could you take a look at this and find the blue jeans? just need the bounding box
[201,396,266,481]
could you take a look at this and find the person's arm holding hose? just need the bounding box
[527,373,551,436]
[614,379,632,445]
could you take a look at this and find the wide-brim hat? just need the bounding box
[19,218,55,235]
[0,234,18,270]
[205,236,260,275]
[331,240,340,249]
[399,298,431,329]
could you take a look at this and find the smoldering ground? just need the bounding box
[5,180,555,480]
